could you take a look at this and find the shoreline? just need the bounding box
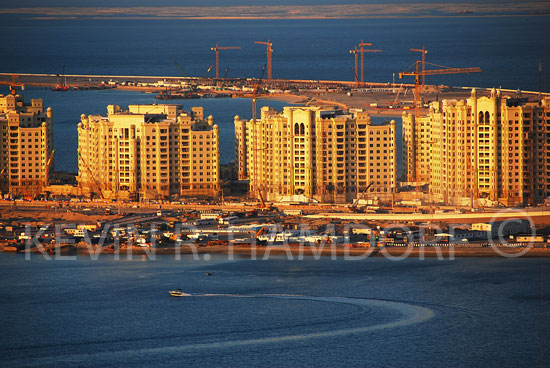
[4,244,550,259]
[4,4,550,20]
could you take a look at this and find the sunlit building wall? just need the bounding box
[0,94,54,196]
[403,89,550,206]
[78,104,219,200]
[235,106,396,203]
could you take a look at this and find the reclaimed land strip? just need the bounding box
[2,3,550,19]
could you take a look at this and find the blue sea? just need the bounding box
[2,15,549,172]
[2,15,550,366]
[3,15,549,89]
[16,88,298,173]
[1,253,549,367]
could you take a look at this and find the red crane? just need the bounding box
[410,46,428,85]
[399,60,482,183]
[399,61,482,119]
[210,44,241,79]
[254,40,273,80]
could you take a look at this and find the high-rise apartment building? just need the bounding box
[235,106,397,203]
[403,89,550,206]
[77,104,219,200]
[0,94,54,196]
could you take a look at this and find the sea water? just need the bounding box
[3,15,549,89]
[0,253,549,367]
[15,88,296,173]
[2,15,548,173]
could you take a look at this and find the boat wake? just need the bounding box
[7,294,434,366]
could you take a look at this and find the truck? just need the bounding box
[193,218,217,227]
[219,216,239,225]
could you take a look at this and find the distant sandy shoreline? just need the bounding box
[21,14,550,21]
[2,3,549,20]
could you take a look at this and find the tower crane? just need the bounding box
[358,41,382,86]
[399,60,482,119]
[349,47,360,86]
[252,64,266,124]
[251,65,269,208]
[410,46,428,85]
[210,44,241,79]
[0,74,24,95]
[399,60,481,183]
[254,40,273,80]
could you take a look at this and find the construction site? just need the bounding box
[1,41,549,213]
[0,41,513,116]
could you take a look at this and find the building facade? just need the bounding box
[0,94,54,197]
[403,89,550,206]
[77,104,219,200]
[235,106,397,203]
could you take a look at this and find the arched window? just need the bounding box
[478,111,484,124]
[294,123,300,135]
[485,111,490,124]
[300,123,305,135]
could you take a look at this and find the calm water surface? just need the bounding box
[1,253,549,367]
[3,16,549,90]
[4,15,547,172]
[17,88,298,172]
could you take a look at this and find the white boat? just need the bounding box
[169,290,190,297]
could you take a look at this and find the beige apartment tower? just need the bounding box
[235,106,397,203]
[77,104,219,200]
[403,89,550,206]
[0,94,54,197]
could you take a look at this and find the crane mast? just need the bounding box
[358,41,382,86]
[399,61,482,119]
[349,47,360,86]
[399,59,481,186]
[210,44,241,79]
[410,46,428,85]
[254,40,273,80]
